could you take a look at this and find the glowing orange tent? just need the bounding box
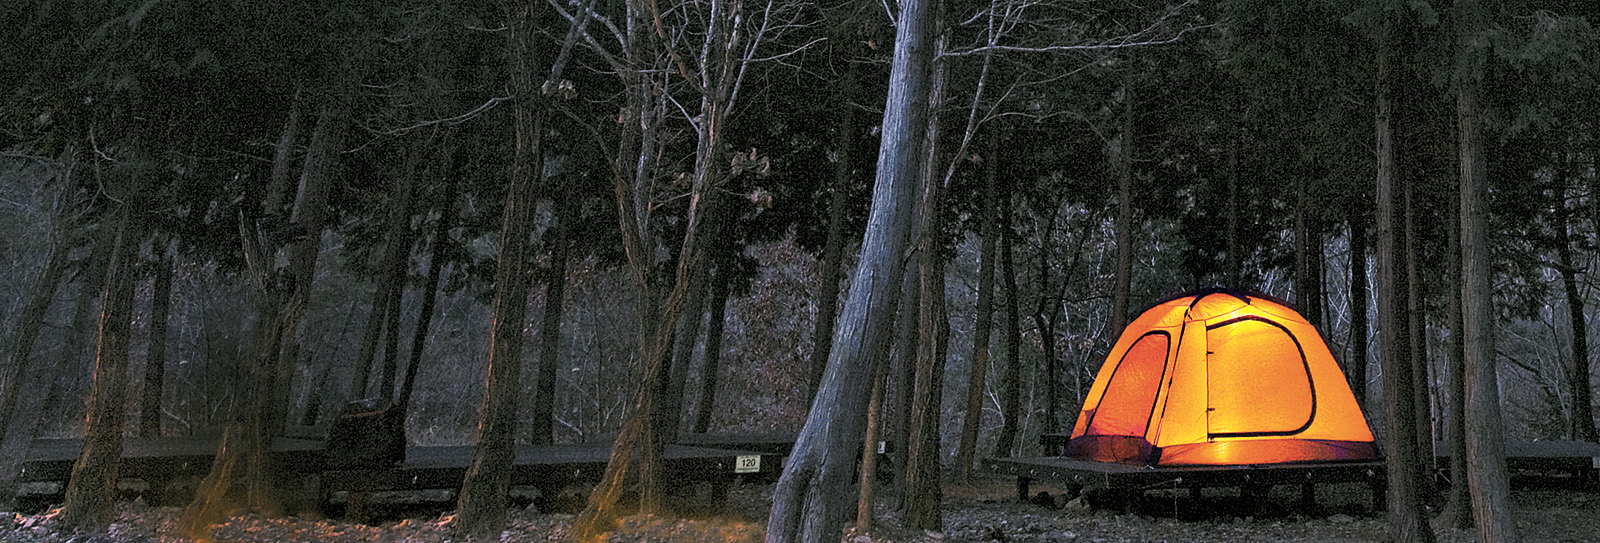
[1065,289,1378,466]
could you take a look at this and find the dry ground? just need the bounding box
[2,476,1595,542]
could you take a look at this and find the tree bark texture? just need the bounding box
[1403,179,1436,500]
[854,360,886,532]
[1457,0,1517,539]
[902,26,949,525]
[453,47,545,538]
[61,193,142,531]
[1375,8,1434,541]
[764,0,932,537]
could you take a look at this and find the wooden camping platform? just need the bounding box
[320,443,782,495]
[982,455,1386,506]
[23,436,327,484]
[22,435,782,511]
[1437,440,1600,489]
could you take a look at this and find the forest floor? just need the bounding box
[2,475,1596,542]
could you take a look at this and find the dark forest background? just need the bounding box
[0,0,1596,539]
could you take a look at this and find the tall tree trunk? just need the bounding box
[398,168,461,420]
[806,64,859,404]
[1404,179,1436,502]
[274,96,345,434]
[376,134,428,403]
[43,220,116,422]
[992,201,1021,458]
[1556,178,1598,442]
[181,215,288,537]
[1110,52,1136,334]
[453,50,544,539]
[1349,216,1370,405]
[0,210,74,509]
[955,126,999,482]
[141,237,174,437]
[765,0,932,536]
[1441,158,1472,529]
[1375,8,1434,541]
[692,269,731,434]
[577,0,740,528]
[661,242,713,444]
[61,186,143,531]
[531,190,571,445]
[349,279,390,401]
[1296,178,1325,329]
[887,256,922,504]
[902,23,949,526]
[1457,0,1516,540]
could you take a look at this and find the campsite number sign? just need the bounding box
[736,454,761,474]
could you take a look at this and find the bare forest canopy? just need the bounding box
[0,0,1598,540]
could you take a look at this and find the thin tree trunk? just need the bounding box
[141,237,174,437]
[1376,8,1433,540]
[992,201,1021,458]
[44,221,116,422]
[0,216,72,509]
[1226,141,1241,285]
[374,134,428,403]
[692,269,731,434]
[955,126,999,482]
[349,282,389,401]
[1556,178,1598,442]
[1457,0,1516,539]
[1349,216,1370,405]
[1110,52,1136,334]
[1441,160,1472,530]
[887,261,921,504]
[765,0,932,536]
[531,190,571,445]
[854,359,886,532]
[1404,179,1436,502]
[662,242,713,444]
[806,64,858,404]
[399,170,460,419]
[1296,177,1325,330]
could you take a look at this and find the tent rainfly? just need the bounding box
[1066,289,1379,466]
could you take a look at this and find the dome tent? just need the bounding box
[1065,289,1378,466]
